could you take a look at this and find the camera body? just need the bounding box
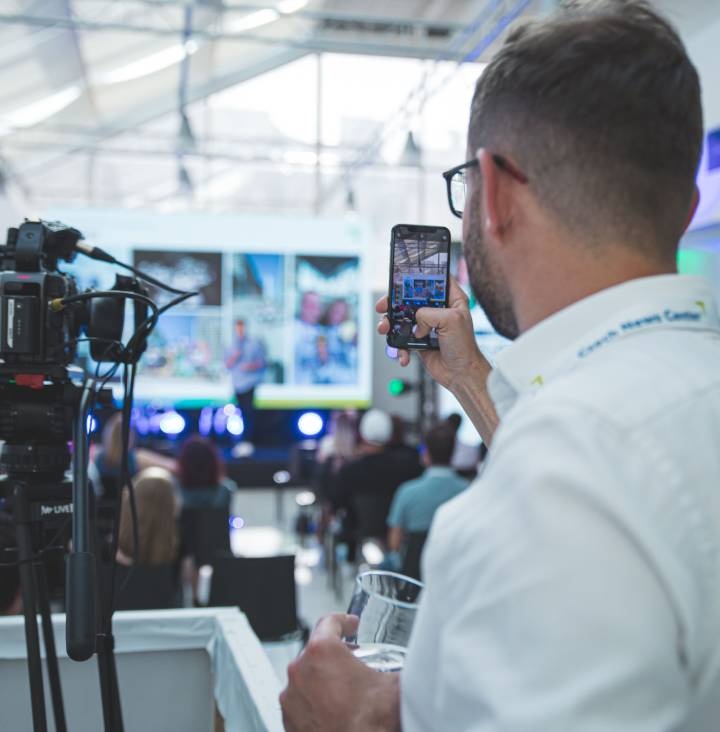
[0,220,149,369]
[0,221,82,366]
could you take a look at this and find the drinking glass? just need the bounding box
[345,570,424,672]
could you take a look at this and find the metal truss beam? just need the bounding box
[0,13,465,60]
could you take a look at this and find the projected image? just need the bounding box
[139,314,224,380]
[232,254,285,384]
[133,250,222,308]
[294,256,359,385]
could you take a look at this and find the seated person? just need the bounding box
[386,422,469,572]
[91,412,177,501]
[117,467,180,567]
[0,512,21,615]
[332,409,422,543]
[177,436,237,510]
[115,467,181,610]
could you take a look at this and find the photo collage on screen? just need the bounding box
[65,248,361,394]
[134,250,225,383]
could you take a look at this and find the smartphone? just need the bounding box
[387,224,451,350]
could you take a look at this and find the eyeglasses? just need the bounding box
[442,154,529,219]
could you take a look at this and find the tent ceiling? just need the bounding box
[0,0,714,215]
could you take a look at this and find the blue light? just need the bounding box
[229,515,246,530]
[86,415,98,434]
[227,412,245,436]
[198,407,213,437]
[159,410,186,436]
[297,411,323,437]
[213,407,227,435]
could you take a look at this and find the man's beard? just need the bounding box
[464,209,519,340]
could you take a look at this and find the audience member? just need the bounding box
[314,411,359,542]
[446,412,482,479]
[0,512,21,615]
[177,436,238,510]
[386,422,468,571]
[332,409,422,543]
[91,413,177,500]
[117,467,180,567]
[314,411,358,498]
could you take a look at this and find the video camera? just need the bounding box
[0,219,192,732]
[0,220,148,371]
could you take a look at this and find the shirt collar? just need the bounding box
[425,466,457,477]
[488,274,718,416]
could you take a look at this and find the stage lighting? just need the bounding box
[213,407,227,435]
[226,412,245,436]
[297,411,323,437]
[159,410,186,436]
[198,406,213,437]
[273,470,291,485]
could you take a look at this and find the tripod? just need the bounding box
[9,478,69,732]
[1,376,124,732]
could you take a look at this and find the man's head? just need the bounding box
[300,292,322,325]
[462,0,703,338]
[235,319,246,339]
[423,422,457,467]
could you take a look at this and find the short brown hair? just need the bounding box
[469,0,703,258]
[424,423,457,466]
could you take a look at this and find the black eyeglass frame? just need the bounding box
[442,154,529,219]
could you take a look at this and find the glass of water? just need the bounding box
[345,570,424,672]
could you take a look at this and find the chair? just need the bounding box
[352,493,393,542]
[180,507,231,567]
[401,531,429,582]
[207,555,308,643]
[113,563,180,611]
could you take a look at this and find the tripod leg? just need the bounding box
[95,537,125,732]
[16,519,48,732]
[97,632,124,732]
[35,561,68,732]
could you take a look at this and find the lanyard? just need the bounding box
[528,295,720,389]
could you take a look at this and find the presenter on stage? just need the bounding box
[225,318,266,456]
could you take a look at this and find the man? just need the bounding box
[225,319,266,452]
[280,2,720,730]
[331,409,422,545]
[386,421,468,578]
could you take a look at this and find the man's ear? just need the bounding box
[477,148,504,242]
[683,185,700,233]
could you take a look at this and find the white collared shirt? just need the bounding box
[402,275,720,732]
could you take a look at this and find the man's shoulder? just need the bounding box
[521,328,720,430]
[394,475,426,499]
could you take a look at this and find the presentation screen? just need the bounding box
[51,209,372,408]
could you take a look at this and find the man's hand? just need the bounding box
[280,614,401,732]
[376,277,499,444]
[376,277,489,392]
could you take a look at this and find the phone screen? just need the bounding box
[387,224,451,350]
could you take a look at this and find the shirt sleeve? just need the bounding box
[407,402,690,732]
